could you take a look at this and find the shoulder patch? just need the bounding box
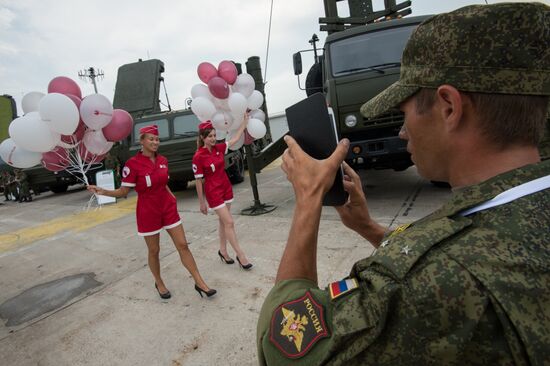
[329,278,359,300]
[122,166,130,178]
[269,291,329,359]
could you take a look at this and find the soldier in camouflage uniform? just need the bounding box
[1,171,11,201]
[257,3,549,365]
[14,169,32,202]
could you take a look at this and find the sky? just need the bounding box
[1,0,546,116]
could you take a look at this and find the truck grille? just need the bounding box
[362,111,404,127]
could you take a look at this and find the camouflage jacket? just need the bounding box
[257,160,550,366]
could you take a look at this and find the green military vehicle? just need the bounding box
[112,58,255,190]
[293,0,429,171]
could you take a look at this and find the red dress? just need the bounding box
[192,142,234,209]
[121,152,181,236]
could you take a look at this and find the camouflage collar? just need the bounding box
[429,159,550,221]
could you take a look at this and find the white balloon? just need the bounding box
[0,138,42,168]
[190,84,212,99]
[232,73,255,97]
[21,91,45,114]
[215,129,227,140]
[190,97,216,121]
[226,130,244,151]
[211,111,234,131]
[83,129,113,155]
[212,96,230,111]
[39,93,79,135]
[228,92,247,118]
[80,94,113,130]
[247,90,264,110]
[247,118,267,139]
[9,113,61,153]
[249,109,265,122]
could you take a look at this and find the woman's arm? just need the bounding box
[195,178,208,215]
[227,113,249,148]
[87,185,130,198]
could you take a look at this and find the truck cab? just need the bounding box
[323,15,430,170]
[293,0,430,171]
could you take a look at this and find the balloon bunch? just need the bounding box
[190,61,267,150]
[0,76,133,186]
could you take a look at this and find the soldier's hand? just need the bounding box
[199,201,208,215]
[281,135,349,204]
[335,162,385,245]
[335,162,372,231]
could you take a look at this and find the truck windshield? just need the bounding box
[133,119,169,143]
[174,114,200,138]
[329,24,417,77]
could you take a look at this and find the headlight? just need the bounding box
[344,114,357,127]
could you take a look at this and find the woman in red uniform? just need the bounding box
[88,125,216,299]
[192,117,253,270]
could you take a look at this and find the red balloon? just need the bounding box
[208,76,229,99]
[41,146,70,172]
[48,76,82,99]
[61,120,86,145]
[197,62,218,84]
[218,60,237,85]
[244,130,255,145]
[102,109,133,142]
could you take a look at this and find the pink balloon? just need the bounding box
[218,60,238,85]
[61,120,86,145]
[244,130,255,145]
[78,143,106,164]
[48,77,82,99]
[102,109,133,142]
[208,76,229,99]
[41,146,69,172]
[197,62,218,84]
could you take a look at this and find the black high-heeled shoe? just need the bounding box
[155,283,171,299]
[194,284,217,298]
[236,256,253,270]
[218,250,235,264]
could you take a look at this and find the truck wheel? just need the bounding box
[305,63,323,97]
[227,150,245,184]
[50,183,69,193]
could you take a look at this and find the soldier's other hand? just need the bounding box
[335,162,374,234]
[281,135,349,204]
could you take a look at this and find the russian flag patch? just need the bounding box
[329,278,359,300]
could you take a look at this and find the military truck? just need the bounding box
[293,0,429,171]
[112,58,253,190]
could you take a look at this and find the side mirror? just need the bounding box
[293,53,302,76]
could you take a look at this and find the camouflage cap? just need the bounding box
[360,2,550,118]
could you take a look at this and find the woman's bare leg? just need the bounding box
[166,224,211,291]
[143,234,168,293]
[215,205,250,265]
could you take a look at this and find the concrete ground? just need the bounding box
[0,160,451,366]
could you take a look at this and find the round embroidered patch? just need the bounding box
[122,166,130,178]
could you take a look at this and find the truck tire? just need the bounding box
[227,150,245,184]
[50,183,69,193]
[305,63,323,97]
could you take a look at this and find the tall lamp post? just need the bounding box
[78,67,104,93]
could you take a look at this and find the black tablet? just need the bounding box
[285,93,347,206]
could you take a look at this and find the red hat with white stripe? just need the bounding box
[139,125,159,136]
[198,121,213,131]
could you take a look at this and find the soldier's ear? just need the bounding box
[435,85,463,133]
